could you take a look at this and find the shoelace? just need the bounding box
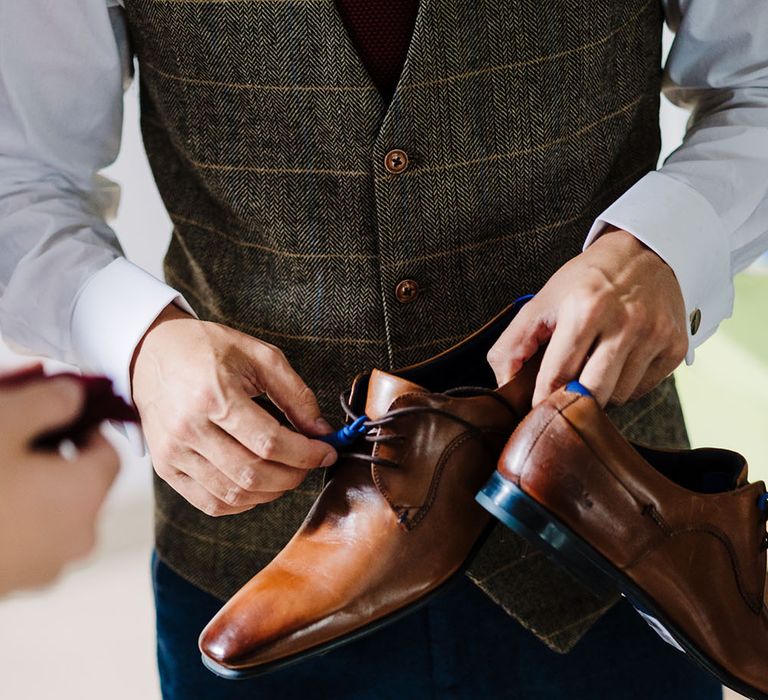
[759,493,768,551]
[322,386,518,470]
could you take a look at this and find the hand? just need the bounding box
[0,372,119,595]
[131,305,337,518]
[488,228,688,406]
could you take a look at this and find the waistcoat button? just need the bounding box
[384,149,409,174]
[395,279,419,303]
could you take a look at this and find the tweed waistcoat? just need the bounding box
[123,0,685,653]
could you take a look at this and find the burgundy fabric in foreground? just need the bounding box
[0,365,138,449]
[336,0,419,100]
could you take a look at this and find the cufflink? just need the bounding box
[689,308,702,335]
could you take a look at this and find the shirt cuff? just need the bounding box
[70,257,196,453]
[585,171,734,365]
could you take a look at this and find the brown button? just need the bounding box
[689,308,702,335]
[395,279,419,303]
[384,149,409,174]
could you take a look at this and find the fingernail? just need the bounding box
[320,451,337,468]
[315,417,333,434]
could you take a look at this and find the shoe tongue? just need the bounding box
[364,369,428,420]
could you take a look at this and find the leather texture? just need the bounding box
[199,305,538,674]
[497,386,768,697]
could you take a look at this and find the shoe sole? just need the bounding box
[477,471,768,700]
[200,522,495,681]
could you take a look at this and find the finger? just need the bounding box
[249,343,332,436]
[626,355,680,402]
[610,347,659,405]
[577,336,633,407]
[213,395,336,470]
[170,449,279,508]
[163,470,265,518]
[72,430,121,489]
[5,376,86,441]
[28,431,119,520]
[196,423,307,493]
[0,362,44,384]
[487,306,553,386]
[532,314,599,405]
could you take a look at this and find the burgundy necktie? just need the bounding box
[336,0,420,101]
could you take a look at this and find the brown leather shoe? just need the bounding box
[199,300,537,679]
[478,381,768,700]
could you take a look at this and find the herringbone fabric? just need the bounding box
[122,0,676,653]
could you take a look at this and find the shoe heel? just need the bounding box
[477,472,617,596]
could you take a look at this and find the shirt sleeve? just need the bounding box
[584,0,768,363]
[0,1,192,410]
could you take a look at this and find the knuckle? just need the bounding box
[238,467,262,491]
[287,469,307,490]
[624,303,648,334]
[255,431,280,460]
[610,391,630,407]
[201,498,229,517]
[152,448,177,474]
[190,386,215,413]
[579,296,606,326]
[295,383,317,408]
[260,343,285,365]
[650,316,675,342]
[223,486,245,506]
[168,414,195,441]
[486,346,504,369]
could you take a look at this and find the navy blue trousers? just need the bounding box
[153,554,721,699]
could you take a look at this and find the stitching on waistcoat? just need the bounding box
[472,549,545,584]
[164,273,385,344]
[399,0,656,92]
[377,159,655,267]
[375,95,650,181]
[468,566,618,651]
[155,507,298,552]
[143,61,376,92]
[161,95,648,179]
[540,601,617,640]
[166,273,471,349]
[163,157,652,265]
[190,160,369,177]
[168,213,377,260]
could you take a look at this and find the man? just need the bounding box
[0,369,119,596]
[1,1,767,698]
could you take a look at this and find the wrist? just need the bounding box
[129,302,193,396]
[593,226,669,268]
